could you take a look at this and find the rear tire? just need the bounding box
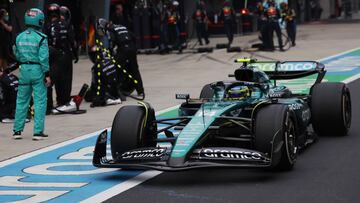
[311,82,351,136]
[111,105,156,160]
[254,105,297,170]
[200,84,214,99]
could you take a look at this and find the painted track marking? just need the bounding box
[80,48,360,202]
[1,47,360,202]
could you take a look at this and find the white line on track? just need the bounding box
[0,105,180,168]
[0,128,109,168]
[2,47,360,202]
[81,48,360,202]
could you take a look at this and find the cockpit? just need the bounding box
[224,67,270,100]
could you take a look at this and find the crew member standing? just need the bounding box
[0,9,13,70]
[165,1,182,52]
[193,0,209,45]
[255,2,271,50]
[281,2,296,46]
[44,4,78,112]
[220,1,235,46]
[97,18,145,99]
[265,0,284,51]
[13,8,51,140]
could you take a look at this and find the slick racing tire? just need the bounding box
[111,105,156,161]
[199,84,214,99]
[311,82,351,136]
[254,105,297,170]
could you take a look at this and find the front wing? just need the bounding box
[93,130,272,171]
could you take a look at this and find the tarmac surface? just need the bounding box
[107,79,360,203]
[1,22,360,161]
[0,21,360,202]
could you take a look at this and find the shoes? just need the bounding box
[12,131,47,140]
[105,98,122,105]
[33,133,48,141]
[38,133,48,137]
[280,48,285,52]
[292,42,296,47]
[13,131,22,140]
[52,101,77,114]
[2,118,14,123]
[32,135,44,141]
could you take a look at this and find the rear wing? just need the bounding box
[234,59,326,84]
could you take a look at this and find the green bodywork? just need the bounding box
[172,103,238,157]
[170,61,319,160]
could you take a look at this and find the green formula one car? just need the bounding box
[93,59,352,171]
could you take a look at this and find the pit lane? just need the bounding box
[1,23,360,203]
[107,78,360,203]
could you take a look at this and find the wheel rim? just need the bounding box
[285,117,297,163]
[342,92,351,129]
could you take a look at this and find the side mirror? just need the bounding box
[175,94,190,100]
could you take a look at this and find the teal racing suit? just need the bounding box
[13,28,49,134]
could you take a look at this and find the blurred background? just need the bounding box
[1,0,359,52]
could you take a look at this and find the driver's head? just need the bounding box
[227,86,251,100]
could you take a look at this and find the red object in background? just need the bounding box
[267,7,277,17]
[88,23,95,47]
[168,15,177,25]
[223,7,231,15]
[241,8,249,15]
[71,95,83,109]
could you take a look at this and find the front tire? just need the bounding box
[111,105,156,160]
[311,82,351,136]
[254,105,297,170]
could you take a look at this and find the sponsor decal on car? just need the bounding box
[252,62,316,72]
[196,148,266,160]
[121,148,166,159]
[268,93,283,98]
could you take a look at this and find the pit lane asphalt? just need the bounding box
[106,79,360,203]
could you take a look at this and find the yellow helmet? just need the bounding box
[227,86,251,100]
